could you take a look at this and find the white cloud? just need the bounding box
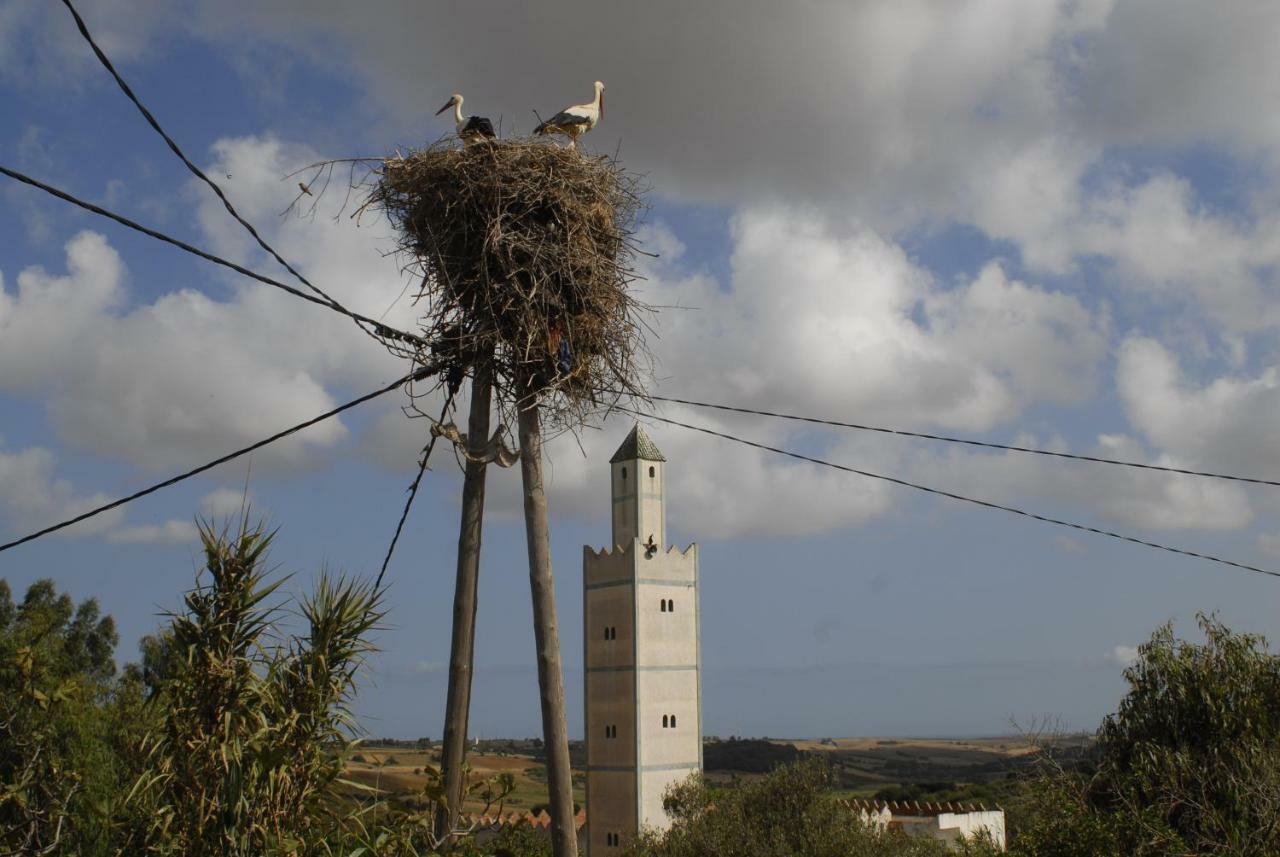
[0,0,178,88]
[0,130,439,474]
[0,440,190,544]
[0,442,120,538]
[1118,336,1280,478]
[200,487,254,519]
[912,431,1253,533]
[643,210,1107,433]
[1108,644,1140,668]
[106,519,197,545]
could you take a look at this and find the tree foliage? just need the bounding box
[1012,614,1280,856]
[624,759,998,857]
[1,515,515,857]
[0,577,146,856]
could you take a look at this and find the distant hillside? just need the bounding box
[703,738,807,773]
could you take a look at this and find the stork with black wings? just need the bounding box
[534,81,604,149]
[436,93,496,144]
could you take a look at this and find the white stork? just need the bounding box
[435,94,496,144]
[534,81,604,148]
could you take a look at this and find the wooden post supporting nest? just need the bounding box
[518,394,579,857]
[436,360,493,843]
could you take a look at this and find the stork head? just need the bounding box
[435,94,462,115]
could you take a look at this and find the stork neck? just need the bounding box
[453,100,465,125]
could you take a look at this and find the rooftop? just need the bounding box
[609,423,666,463]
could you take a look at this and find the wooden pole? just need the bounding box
[518,396,579,857]
[436,364,493,841]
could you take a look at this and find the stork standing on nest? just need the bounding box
[534,80,604,149]
[436,94,496,144]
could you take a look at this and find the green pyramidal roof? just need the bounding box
[610,423,666,463]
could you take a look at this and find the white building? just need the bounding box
[848,799,1007,851]
[583,425,702,855]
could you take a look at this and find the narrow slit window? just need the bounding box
[669,599,675,613]
[662,715,669,728]
[621,466,627,480]
[671,714,677,728]
[649,465,655,478]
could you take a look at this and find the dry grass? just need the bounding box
[344,749,584,812]
[368,136,651,432]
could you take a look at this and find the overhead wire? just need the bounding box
[0,368,438,555]
[644,394,1280,488]
[0,165,426,350]
[621,408,1279,580]
[376,393,458,589]
[58,0,360,324]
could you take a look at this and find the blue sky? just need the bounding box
[4,0,1280,739]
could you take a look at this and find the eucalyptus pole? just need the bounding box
[517,393,578,857]
[436,361,493,841]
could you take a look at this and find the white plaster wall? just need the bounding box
[938,811,1006,849]
[636,670,700,768]
[634,545,696,583]
[611,459,665,548]
[636,583,697,668]
[638,766,698,833]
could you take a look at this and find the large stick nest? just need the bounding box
[369,137,651,431]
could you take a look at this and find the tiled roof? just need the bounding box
[843,798,999,816]
[460,808,587,831]
[610,423,666,463]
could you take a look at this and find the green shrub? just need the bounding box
[625,759,999,857]
[1010,614,1280,856]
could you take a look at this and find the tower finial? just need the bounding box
[609,422,666,463]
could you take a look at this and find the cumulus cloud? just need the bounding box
[200,487,254,519]
[0,0,179,88]
[1118,336,1280,478]
[179,0,1117,219]
[0,229,354,472]
[106,519,197,545]
[0,442,120,538]
[0,440,190,543]
[363,208,1114,538]
[911,431,1253,533]
[1108,644,1140,668]
[644,211,1107,432]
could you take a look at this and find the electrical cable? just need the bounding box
[0,165,426,349]
[622,408,1279,580]
[0,368,437,555]
[376,393,458,589]
[58,0,360,323]
[645,394,1280,488]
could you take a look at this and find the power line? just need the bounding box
[0,165,426,350]
[0,368,437,555]
[646,394,1280,489]
[623,408,1279,580]
[376,393,458,589]
[59,0,360,327]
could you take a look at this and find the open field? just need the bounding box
[344,746,585,813]
[346,735,1088,810]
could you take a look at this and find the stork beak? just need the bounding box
[598,90,604,118]
[434,98,454,116]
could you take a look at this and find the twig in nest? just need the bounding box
[367,134,655,434]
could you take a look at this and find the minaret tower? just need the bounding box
[583,425,701,854]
